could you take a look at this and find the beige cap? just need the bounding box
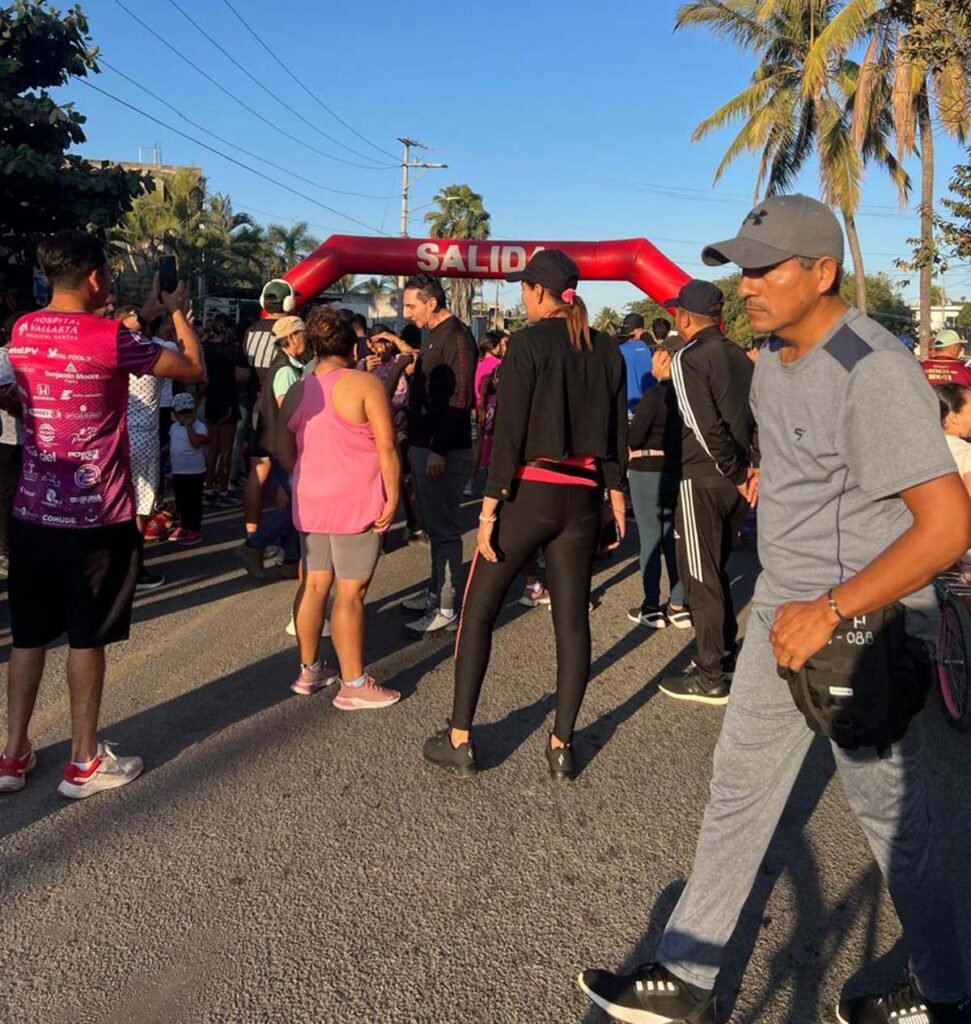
[271,315,306,341]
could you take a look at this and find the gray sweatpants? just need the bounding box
[657,605,968,1002]
[408,446,472,614]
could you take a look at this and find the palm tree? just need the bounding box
[265,221,320,278]
[350,275,396,298]
[424,184,491,323]
[110,167,207,289]
[675,0,910,311]
[593,307,622,334]
[793,0,971,352]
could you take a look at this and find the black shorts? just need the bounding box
[9,519,140,649]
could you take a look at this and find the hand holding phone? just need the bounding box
[158,254,179,296]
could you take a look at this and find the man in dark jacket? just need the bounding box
[661,280,755,704]
[400,274,477,636]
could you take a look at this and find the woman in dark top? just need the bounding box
[202,317,246,503]
[627,336,690,630]
[422,250,628,781]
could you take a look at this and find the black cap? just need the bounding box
[506,249,580,296]
[658,336,686,355]
[618,312,645,337]
[663,280,724,318]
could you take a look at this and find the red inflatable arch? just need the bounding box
[280,235,691,311]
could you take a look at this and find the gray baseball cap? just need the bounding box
[702,194,844,270]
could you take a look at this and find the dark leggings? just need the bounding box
[451,479,600,740]
[173,473,205,533]
[0,443,23,557]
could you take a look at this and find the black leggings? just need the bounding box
[173,473,205,533]
[452,480,601,740]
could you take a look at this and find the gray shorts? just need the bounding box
[299,531,382,580]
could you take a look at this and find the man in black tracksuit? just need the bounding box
[661,280,754,704]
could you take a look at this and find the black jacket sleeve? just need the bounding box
[602,344,629,491]
[672,349,746,484]
[484,336,535,499]
[628,389,662,451]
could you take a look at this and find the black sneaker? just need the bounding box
[659,669,730,706]
[422,724,477,778]
[578,961,716,1023]
[135,569,165,593]
[278,560,300,580]
[838,980,971,1024]
[546,740,574,781]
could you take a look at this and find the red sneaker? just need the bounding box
[177,530,202,547]
[0,745,37,793]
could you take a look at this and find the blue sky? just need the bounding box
[60,0,971,314]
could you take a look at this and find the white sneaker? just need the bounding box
[462,482,475,498]
[57,742,143,799]
[402,590,437,613]
[405,608,458,636]
[285,616,331,638]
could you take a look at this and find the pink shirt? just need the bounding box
[288,369,386,535]
[474,353,501,406]
[9,310,160,528]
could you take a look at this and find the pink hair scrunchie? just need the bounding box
[561,288,576,305]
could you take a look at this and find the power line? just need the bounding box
[100,59,396,202]
[223,0,397,162]
[79,80,386,235]
[111,0,394,172]
[165,0,395,168]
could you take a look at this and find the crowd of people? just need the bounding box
[0,192,970,1023]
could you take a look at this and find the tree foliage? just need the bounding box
[796,0,971,352]
[425,184,491,324]
[0,0,150,294]
[111,171,322,295]
[674,0,911,311]
[593,307,622,334]
[941,147,971,262]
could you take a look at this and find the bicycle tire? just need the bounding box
[937,590,971,731]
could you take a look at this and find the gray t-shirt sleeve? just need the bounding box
[841,351,957,500]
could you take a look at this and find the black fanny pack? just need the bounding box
[776,602,931,752]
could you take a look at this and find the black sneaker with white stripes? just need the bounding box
[577,961,716,1023]
[838,980,971,1024]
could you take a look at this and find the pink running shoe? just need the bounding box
[290,664,338,696]
[0,745,36,793]
[169,526,184,542]
[332,676,401,711]
[178,530,202,547]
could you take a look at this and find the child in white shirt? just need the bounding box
[169,393,208,546]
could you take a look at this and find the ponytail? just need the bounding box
[542,288,592,352]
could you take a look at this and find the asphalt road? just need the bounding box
[1,499,969,1024]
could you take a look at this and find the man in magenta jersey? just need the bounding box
[0,231,205,799]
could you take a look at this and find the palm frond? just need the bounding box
[802,0,881,98]
[674,0,772,50]
[931,59,971,142]
[689,70,791,141]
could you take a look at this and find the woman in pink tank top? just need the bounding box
[277,308,401,711]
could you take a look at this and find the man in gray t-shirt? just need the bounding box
[580,196,971,1024]
[753,306,955,640]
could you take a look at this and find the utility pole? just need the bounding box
[397,137,446,328]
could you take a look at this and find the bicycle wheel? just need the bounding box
[937,591,971,731]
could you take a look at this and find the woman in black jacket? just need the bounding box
[422,250,628,780]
